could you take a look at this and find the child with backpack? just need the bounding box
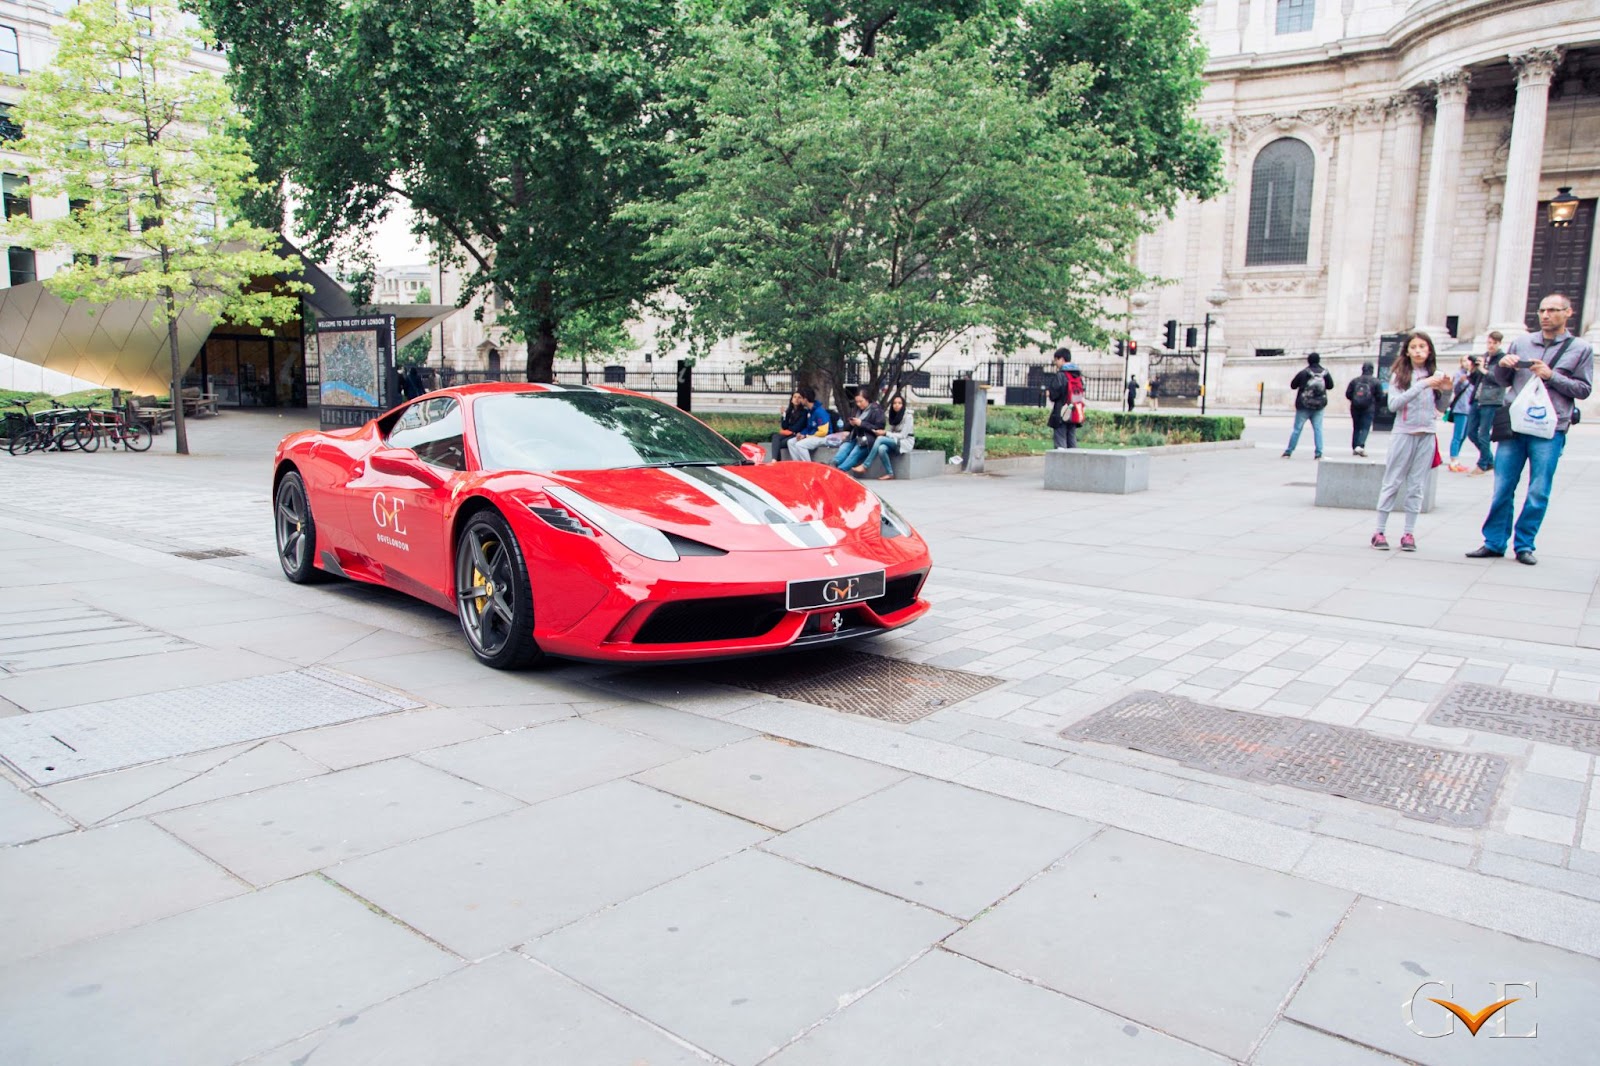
[1283,353,1333,458]
[1372,331,1451,551]
[1345,362,1381,456]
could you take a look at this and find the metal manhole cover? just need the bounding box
[0,667,423,784]
[1064,692,1505,826]
[657,650,1002,724]
[1430,682,1600,754]
[172,548,248,559]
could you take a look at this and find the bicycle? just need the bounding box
[81,404,151,452]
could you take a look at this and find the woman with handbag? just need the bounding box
[1372,332,1451,551]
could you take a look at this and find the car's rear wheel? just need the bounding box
[274,471,324,584]
[455,510,543,669]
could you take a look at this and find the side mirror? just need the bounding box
[370,447,446,489]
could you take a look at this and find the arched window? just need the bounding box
[1245,138,1314,266]
[1277,0,1314,34]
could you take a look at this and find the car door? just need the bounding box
[346,397,464,607]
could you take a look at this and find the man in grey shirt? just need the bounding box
[1465,293,1593,565]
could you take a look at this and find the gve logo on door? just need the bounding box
[372,492,410,551]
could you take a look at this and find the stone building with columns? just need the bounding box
[1139,0,1600,409]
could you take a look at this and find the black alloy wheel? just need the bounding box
[274,471,323,583]
[455,510,543,669]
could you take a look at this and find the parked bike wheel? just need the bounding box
[121,421,151,451]
[72,418,100,452]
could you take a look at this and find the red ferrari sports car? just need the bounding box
[272,382,932,668]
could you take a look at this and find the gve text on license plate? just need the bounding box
[787,570,886,611]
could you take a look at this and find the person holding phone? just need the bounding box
[1371,332,1450,551]
[1465,293,1593,565]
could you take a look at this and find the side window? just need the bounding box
[386,398,465,471]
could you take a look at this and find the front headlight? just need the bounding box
[544,485,680,561]
[871,491,914,539]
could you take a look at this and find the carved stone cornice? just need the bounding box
[1220,106,1344,144]
[1351,99,1387,128]
[1428,69,1471,107]
[1510,46,1564,88]
[1244,277,1311,295]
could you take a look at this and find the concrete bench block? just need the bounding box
[1315,457,1438,512]
[1043,449,1149,494]
[889,449,946,479]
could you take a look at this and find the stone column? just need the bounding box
[1377,93,1426,332]
[1474,200,1502,344]
[1413,70,1471,337]
[1322,107,1357,337]
[1488,47,1564,335]
[1331,101,1387,337]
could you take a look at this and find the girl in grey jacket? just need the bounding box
[856,395,915,479]
[1372,332,1451,551]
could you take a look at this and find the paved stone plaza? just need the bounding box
[3,409,1600,1064]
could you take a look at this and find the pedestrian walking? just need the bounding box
[1125,375,1140,412]
[1344,361,1381,456]
[1465,294,1593,565]
[1444,355,1477,471]
[1372,332,1450,551]
[1464,332,1505,476]
[1283,353,1333,459]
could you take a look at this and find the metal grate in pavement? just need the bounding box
[0,605,191,674]
[665,650,1002,724]
[0,667,423,784]
[171,548,248,560]
[1064,692,1506,826]
[1429,682,1600,754]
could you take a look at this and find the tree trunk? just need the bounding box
[165,285,189,455]
[525,319,557,383]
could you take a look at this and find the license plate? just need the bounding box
[787,570,886,611]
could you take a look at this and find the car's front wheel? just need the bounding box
[274,471,324,584]
[455,510,543,669]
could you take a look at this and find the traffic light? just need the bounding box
[1127,340,1138,358]
[1185,326,1199,348]
[1163,320,1178,348]
[1115,339,1125,359]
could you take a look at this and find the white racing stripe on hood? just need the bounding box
[663,466,839,547]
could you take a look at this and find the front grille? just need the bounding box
[633,594,788,645]
[875,571,926,615]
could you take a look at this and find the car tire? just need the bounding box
[455,510,544,670]
[274,471,325,584]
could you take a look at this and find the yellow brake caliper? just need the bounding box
[473,539,497,615]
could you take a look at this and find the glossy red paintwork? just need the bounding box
[272,382,932,662]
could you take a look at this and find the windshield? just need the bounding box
[472,391,747,472]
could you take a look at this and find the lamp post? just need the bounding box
[1201,287,1228,415]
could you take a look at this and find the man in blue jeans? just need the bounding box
[1283,352,1333,458]
[1465,294,1593,566]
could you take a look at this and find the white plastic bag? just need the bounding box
[1509,375,1557,439]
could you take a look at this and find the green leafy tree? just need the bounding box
[1,0,305,454]
[192,0,694,384]
[1010,0,1221,212]
[635,15,1153,404]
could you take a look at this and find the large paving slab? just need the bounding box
[766,948,1228,1066]
[0,820,244,965]
[633,735,909,830]
[762,776,1099,917]
[243,951,705,1066]
[280,706,497,770]
[0,774,72,844]
[0,876,460,1066]
[528,849,957,1066]
[153,758,521,885]
[329,779,769,960]
[1287,898,1600,1065]
[415,717,686,804]
[945,829,1355,1060]
[1252,1021,1420,1066]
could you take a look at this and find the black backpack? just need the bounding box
[1350,376,1375,408]
[1298,371,1328,410]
